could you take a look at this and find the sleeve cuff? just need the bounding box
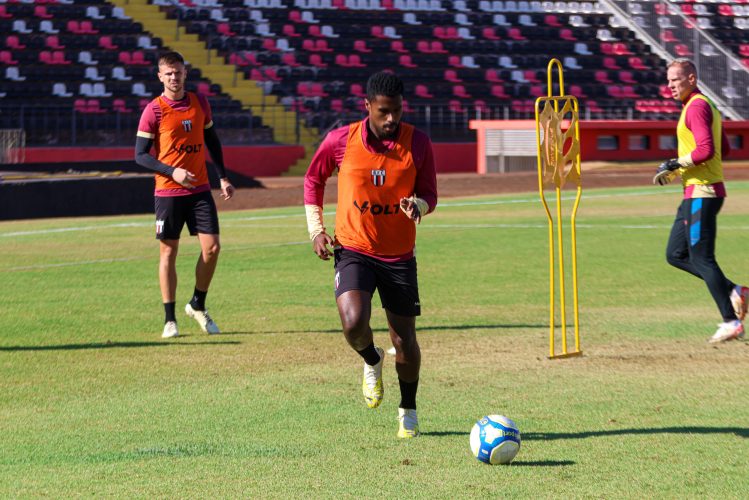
[305,204,325,240]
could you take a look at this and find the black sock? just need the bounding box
[356,343,381,366]
[164,302,176,323]
[399,378,419,410]
[190,288,207,310]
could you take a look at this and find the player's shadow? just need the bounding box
[510,460,575,467]
[0,340,241,351]
[222,324,547,335]
[524,426,749,440]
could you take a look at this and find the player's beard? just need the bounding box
[379,121,398,140]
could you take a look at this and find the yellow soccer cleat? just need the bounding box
[362,346,384,408]
[397,408,420,438]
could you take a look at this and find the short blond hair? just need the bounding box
[667,58,696,76]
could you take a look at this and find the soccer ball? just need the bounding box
[470,415,521,465]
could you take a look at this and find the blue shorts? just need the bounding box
[334,248,421,317]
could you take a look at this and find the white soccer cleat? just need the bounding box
[185,303,220,334]
[162,321,179,339]
[730,285,749,321]
[708,320,745,344]
[362,346,384,409]
[397,408,420,438]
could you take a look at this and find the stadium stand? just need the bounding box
[2,0,749,150]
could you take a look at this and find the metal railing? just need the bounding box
[604,0,749,119]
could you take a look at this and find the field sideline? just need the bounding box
[2,182,748,497]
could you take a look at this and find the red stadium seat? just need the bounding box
[474,100,490,114]
[0,50,19,65]
[399,54,417,68]
[603,57,620,70]
[80,21,98,34]
[197,82,216,96]
[0,6,11,19]
[51,50,70,65]
[448,55,463,67]
[415,84,433,98]
[99,36,118,50]
[348,54,366,67]
[491,84,509,99]
[618,71,637,84]
[559,29,577,41]
[281,53,301,67]
[675,44,692,56]
[86,99,106,114]
[628,56,647,70]
[6,36,26,50]
[544,15,562,27]
[34,6,52,19]
[218,23,236,36]
[391,40,407,53]
[482,27,500,40]
[594,70,612,84]
[309,53,328,68]
[354,40,372,53]
[335,54,348,67]
[314,40,332,52]
[112,99,133,114]
[308,25,322,37]
[350,83,366,97]
[444,69,462,83]
[448,100,466,113]
[430,41,447,53]
[331,99,344,113]
[507,28,526,41]
[453,84,471,98]
[485,69,503,83]
[45,35,65,49]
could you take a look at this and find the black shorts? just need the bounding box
[334,248,421,317]
[154,191,219,240]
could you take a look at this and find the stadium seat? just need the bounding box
[354,40,372,53]
[34,6,53,19]
[350,83,366,97]
[6,36,26,50]
[399,54,417,68]
[391,40,408,53]
[491,84,510,99]
[452,84,471,98]
[309,54,328,68]
[281,52,301,67]
[113,98,133,114]
[448,99,466,113]
[675,44,692,57]
[415,84,434,98]
[628,56,647,70]
[482,27,501,40]
[485,68,503,83]
[443,69,463,83]
[197,82,216,96]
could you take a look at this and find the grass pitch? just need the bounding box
[2,182,748,498]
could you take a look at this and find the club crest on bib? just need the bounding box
[371,169,385,187]
[181,119,192,132]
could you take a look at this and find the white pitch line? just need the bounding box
[0,187,708,239]
[0,240,310,272]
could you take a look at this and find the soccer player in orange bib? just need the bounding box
[653,58,747,343]
[304,72,438,438]
[135,51,234,339]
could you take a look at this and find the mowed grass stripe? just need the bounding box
[1,183,748,497]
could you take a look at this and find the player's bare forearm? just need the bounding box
[220,177,234,200]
